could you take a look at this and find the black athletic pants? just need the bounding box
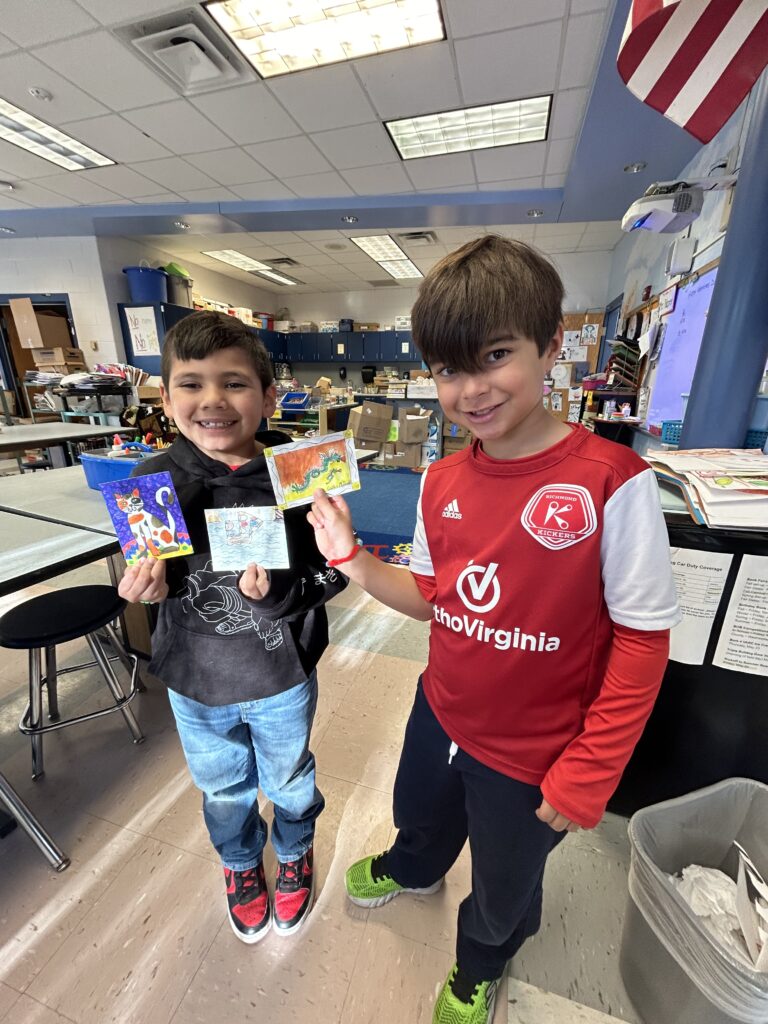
[384,680,566,980]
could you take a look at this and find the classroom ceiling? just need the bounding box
[0,0,703,291]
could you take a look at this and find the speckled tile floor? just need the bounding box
[0,572,637,1024]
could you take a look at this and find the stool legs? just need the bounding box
[45,645,60,721]
[0,771,70,871]
[86,632,144,744]
[28,649,45,780]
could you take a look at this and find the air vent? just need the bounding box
[369,280,402,287]
[116,9,255,95]
[267,257,300,268]
[397,231,438,247]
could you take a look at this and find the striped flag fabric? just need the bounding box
[617,0,768,142]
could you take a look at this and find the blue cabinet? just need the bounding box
[286,333,303,363]
[341,333,364,361]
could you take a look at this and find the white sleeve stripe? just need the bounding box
[409,465,435,577]
[602,468,682,629]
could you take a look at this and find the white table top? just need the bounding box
[0,422,124,453]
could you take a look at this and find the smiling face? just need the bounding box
[160,346,277,465]
[431,326,568,459]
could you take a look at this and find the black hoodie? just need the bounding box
[131,432,347,705]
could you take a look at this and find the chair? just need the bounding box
[0,773,70,871]
[0,585,145,781]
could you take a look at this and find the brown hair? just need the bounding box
[411,235,564,371]
[161,311,273,391]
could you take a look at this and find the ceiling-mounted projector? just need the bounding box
[621,175,737,234]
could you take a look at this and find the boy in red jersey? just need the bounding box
[308,236,680,1024]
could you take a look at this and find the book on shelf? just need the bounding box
[647,448,768,530]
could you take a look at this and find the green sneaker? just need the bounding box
[345,853,443,908]
[433,964,499,1024]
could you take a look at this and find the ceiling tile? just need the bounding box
[192,84,301,146]
[79,165,164,198]
[570,0,611,13]
[132,193,186,204]
[33,31,177,110]
[444,0,567,38]
[272,242,325,258]
[0,51,107,122]
[559,13,607,91]
[405,154,476,190]
[297,253,338,267]
[310,123,398,171]
[177,187,239,202]
[228,181,298,200]
[268,65,376,132]
[455,22,562,105]
[123,101,232,156]
[57,114,171,162]
[281,171,354,198]
[544,173,567,187]
[476,176,543,191]
[353,43,460,120]
[537,221,588,236]
[75,0,188,23]
[0,33,17,55]
[7,182,79,207]
[294,230,345,241]
[0,139,71,181]
[545,138,576,176]
[32,172,121,204]
[473,142,547,183]
[0,194,31,210]
[415,183,476,193]
[185,149,272,186]
[1,0,97,46]
[342,163,414,195]
[251,232,303,244]
[247,137,331,178]
[129,158,218,192]
[549,88,590,140]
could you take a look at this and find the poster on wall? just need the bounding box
[126,307,161,356]
[581,323,599,345]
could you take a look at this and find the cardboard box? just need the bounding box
[442,436,471,456]
[9,298,44,348]
[353,323,380,332]
[442,419,470,439]
[1,390,16,416]
[395,315,412,330]
[137,385,162,401]
[407,381,438,399]
[348,400,392,442]
[32,347,86,366]
[37,311,74,349]
[395,441,422,468]
[398,406,431,443]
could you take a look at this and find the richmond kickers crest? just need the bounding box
[521,484,597,551]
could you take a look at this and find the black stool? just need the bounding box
[0,771,70,871]
[0,585,145,780]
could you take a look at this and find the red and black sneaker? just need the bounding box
[273,846,315,935]
[224,863,271,944]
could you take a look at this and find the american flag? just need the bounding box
[617,0,768,143]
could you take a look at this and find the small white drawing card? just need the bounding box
[263,430,360,510]
[581,323,599,345]
[204,506,289,570]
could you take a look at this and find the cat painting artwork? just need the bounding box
[100,471,193,565]
[264,430,360,510]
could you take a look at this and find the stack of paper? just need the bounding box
[648,448,768,529]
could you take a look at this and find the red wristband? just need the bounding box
[326,542,362,569]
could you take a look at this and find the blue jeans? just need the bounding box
[168,673,324,871]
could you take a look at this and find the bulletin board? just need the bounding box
[549,312,604,422]
[645,267,718,428]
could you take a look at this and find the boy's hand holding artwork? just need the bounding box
[307,489,357,564]
[238,563,272,600]
[118,558,169,604]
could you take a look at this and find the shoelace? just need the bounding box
[233,868,261,899]
[277,859,301,892]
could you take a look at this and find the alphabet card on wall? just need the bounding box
[100,472,193,564]
[264,431,360,510]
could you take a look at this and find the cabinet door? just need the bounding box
[344,332,364,361]
[315,333,334,363]
[287,333,303,363]
[362,332,380,361]
[394,331,417,361]
[378,331,399,362]
[330,333,348,362]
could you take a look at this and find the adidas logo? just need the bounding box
[442,499,462,520]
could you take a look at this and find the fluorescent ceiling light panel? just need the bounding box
[351,234,409,261]
[202,249,271,271]
[256,269,300,285]
[386,95,551,159]
[204,0,445,78]
[0,98,114,171]
[379,259,422,279]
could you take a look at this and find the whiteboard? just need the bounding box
[125,306,161,356]
[646,267,718,428]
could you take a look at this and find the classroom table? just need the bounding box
[0,422,126,472]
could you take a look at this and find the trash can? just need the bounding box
[123,264,168,303]
[620,779,768,1024]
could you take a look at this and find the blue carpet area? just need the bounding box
[345,466,421,564]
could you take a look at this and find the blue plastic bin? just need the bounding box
[123,266,168,303]
[80,450,159,490]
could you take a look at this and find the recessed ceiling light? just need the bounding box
[386,95,551,159]
[379,259,422,280]
[0,226,16,234]
[174,220,191,230]
[527,209,544,218]
[28,87,52,102]
[351,235,409,261]
[0,181,14,191]
[341,215,358,223]
[0,97,114,171]
[256,269,300,286]
[624,161,647,173]
[202,249,271,272]
[205,0,445,78]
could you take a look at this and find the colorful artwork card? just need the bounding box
[264,431,360,510]
[100,471,193,565]
[204,507,289,570]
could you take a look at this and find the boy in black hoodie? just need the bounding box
[118,311,346,943]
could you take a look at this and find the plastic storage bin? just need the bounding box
[166,274,193,307]
[80,450,158,490]
[620,778,768,1024]
[123,265,168,304]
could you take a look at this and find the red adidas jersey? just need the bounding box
[410,426,680,818]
